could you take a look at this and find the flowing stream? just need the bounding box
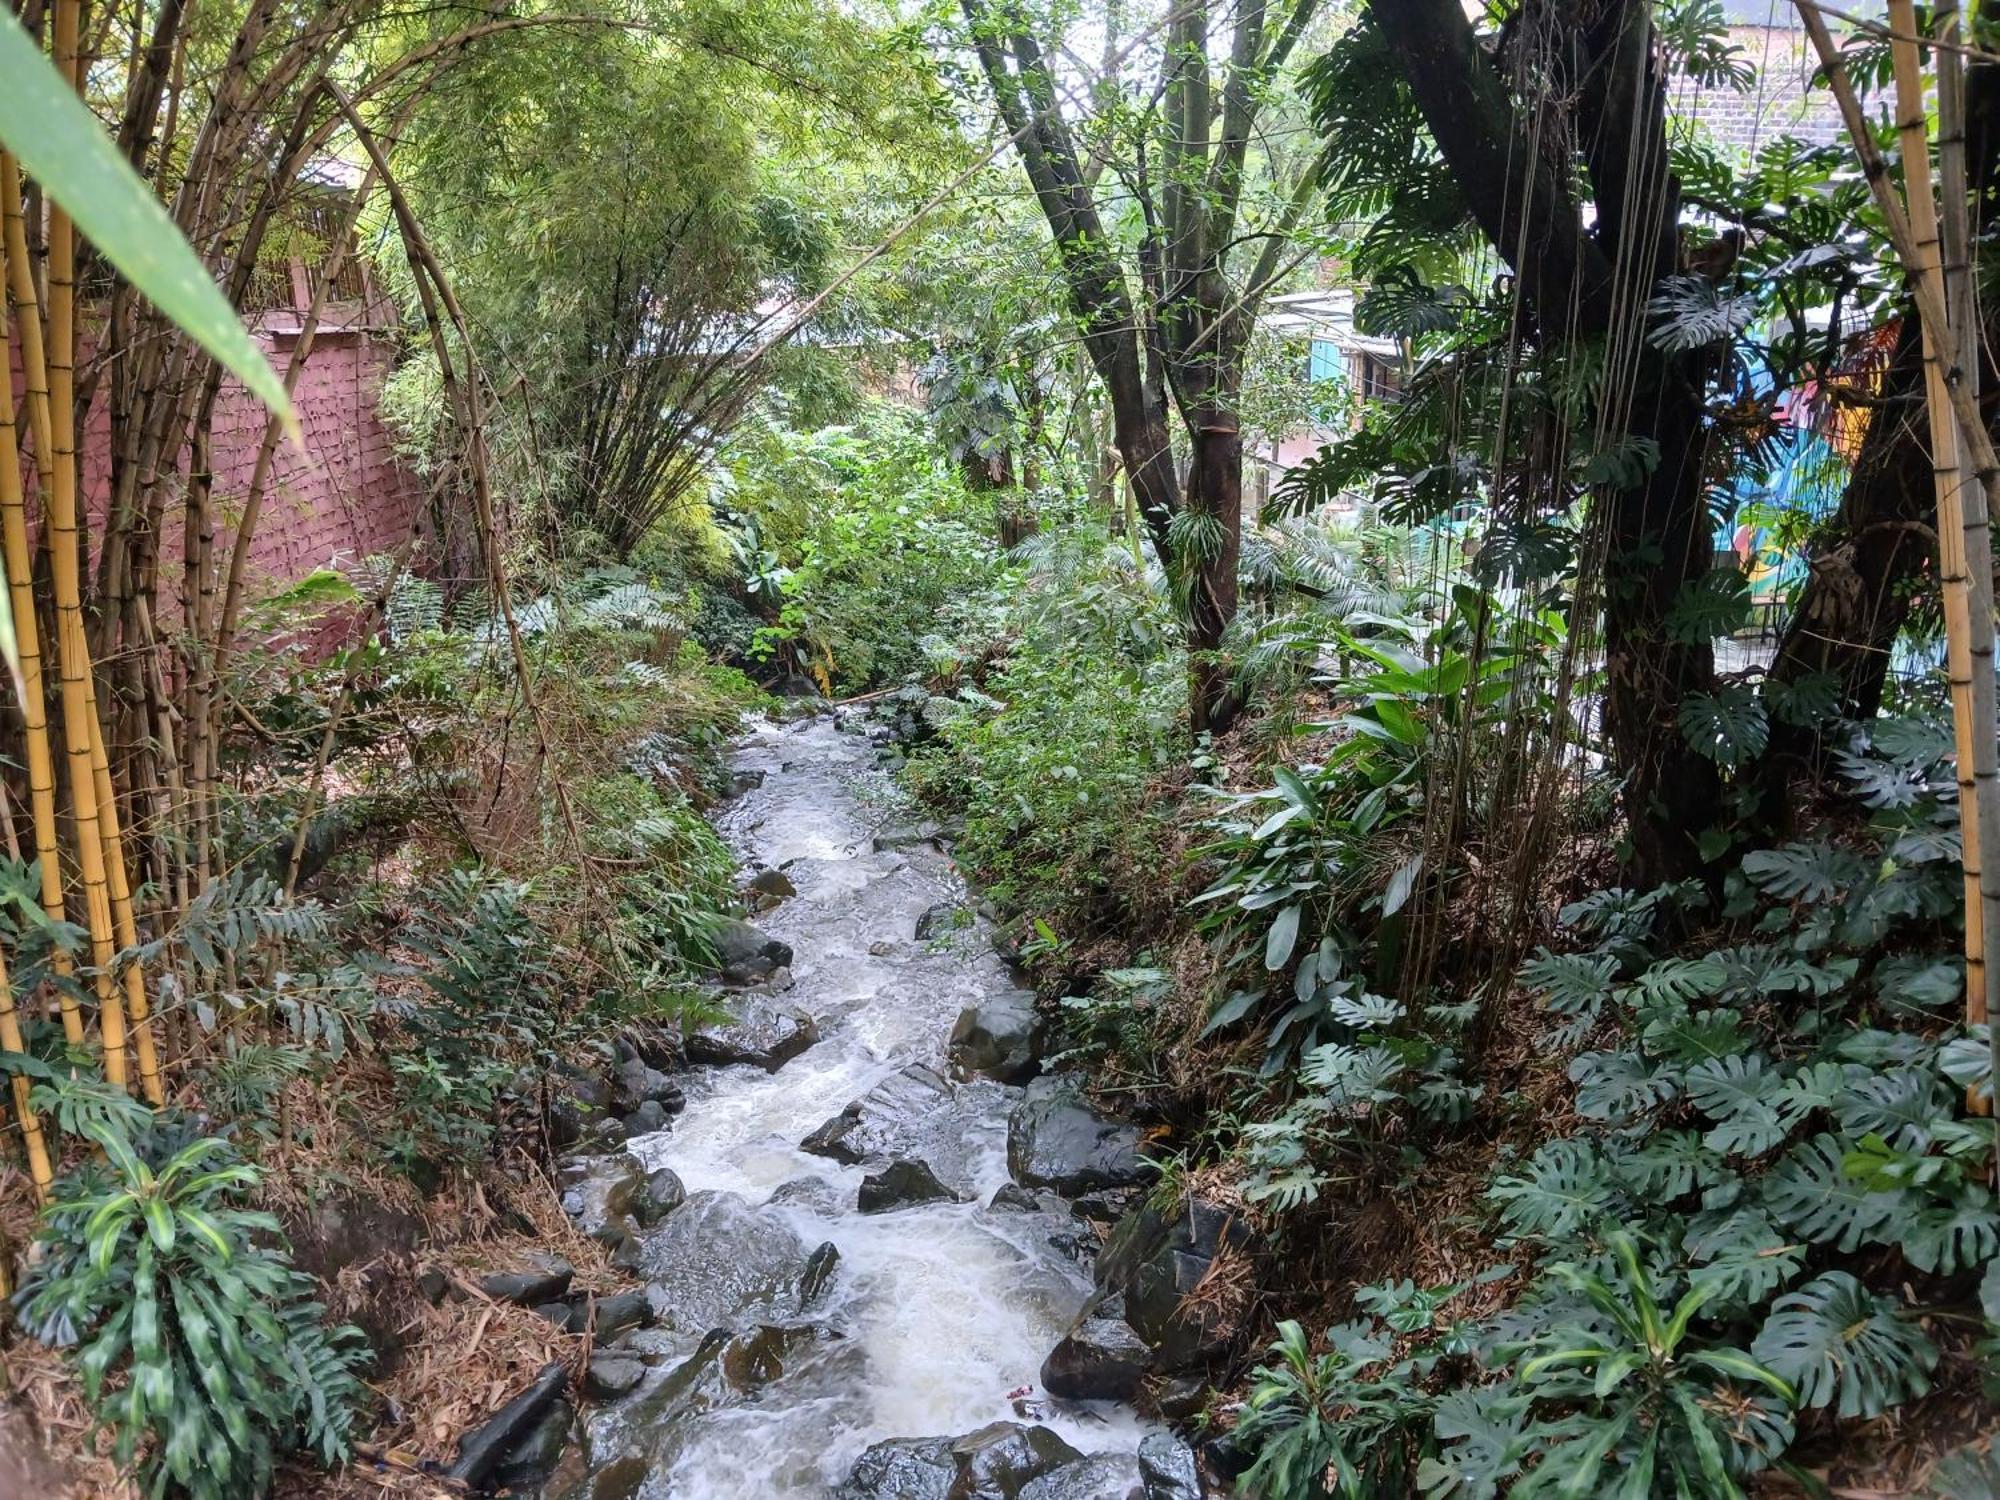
[569,713,1152,1499]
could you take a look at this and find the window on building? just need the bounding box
[1355,351,1403,402]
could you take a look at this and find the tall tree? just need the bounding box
[958,0,1326,730]
[1355,0,1730,884]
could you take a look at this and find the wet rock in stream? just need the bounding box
[1018,1454,1144,1500]
[638,1190,828,1332]
[835,1436,957,1500]
[684,994,818,1071]
[858,1158,960,1213]
[1005,1077,1147,1196]
[948,992,1043,1084]
[1094,1195,1259,1372]
[707,917,796,986]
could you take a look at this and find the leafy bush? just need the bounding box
[15,1086,366,1500]
[906,524,1186,939]
[387,869,565,1170]
[720,405,1002,693]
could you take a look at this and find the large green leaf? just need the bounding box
[1752,1271,1937,1419]
[0,17,292,421]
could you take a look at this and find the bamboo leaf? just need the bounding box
[0,16,293,423]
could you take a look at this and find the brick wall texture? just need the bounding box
[8,315,423,619]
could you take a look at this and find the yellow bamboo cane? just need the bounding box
[86,708,162,1102]
[0,947,53,1201]
[44,0,131,1089]
[1888,1,1989,1073]
[0,156,86,1049]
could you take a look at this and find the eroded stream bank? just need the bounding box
[531,711,1230,1500]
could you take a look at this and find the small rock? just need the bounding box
[708,918,795,986]
[1149,1375,1209,1422]
[748,867,797,899]
[769,1175,844,1214]
[1041,1317,1150,1402]
[632,1167,687,1226]
[869,939,897,956]
[1006,1076,1147,1196]
[1069,1190,1137,1225]
[1018,1454,1145,1500]
[872,819,941,852]
[608,1233,646,1273]
[611,1058,681,1116]
[584,1354,646,1400]
[532,1300,579,1333]
[730,768,767,796]
[594,1288,655,1338]
[1137,1434,1202,1499]
[417,1269,449,1305]
[721,1323,824,1390]
[799,1240,841,1309]
[915,901,965,941]
[623,1100,671,1138]
[988,1183,1043,1212]
[949,991,1042,1084]
[858,1158,960,1213]
[478,1256,573,1306]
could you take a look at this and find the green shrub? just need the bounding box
[15,1084,366,1500]
[906,525,1185,940]
[721,404,1002,693]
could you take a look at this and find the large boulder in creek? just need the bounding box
[1018,1455,1145,1500]
[1039,1314,1150,1403]
[836,1436,957,1500]
[1005,1076,1146,1196]
[948,991,1042,1084]
[638,1190,824,1333]
[685,995,818,1072]
[1137,1435,1203,1500]
[802,1063,954,1165]
[1095,1195,1259,1373]
[858,1158,960,1213]
[708,918,795,986]
[948,1421,1082,1499]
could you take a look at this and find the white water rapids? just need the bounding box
[572,714,1151,1499]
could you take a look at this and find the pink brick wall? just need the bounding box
[8,311,423,623]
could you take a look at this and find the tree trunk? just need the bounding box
[1600,357,1725,879]
[1186,407,1243,734]
[1765,317,1931,752]
[1368,0,1725,882]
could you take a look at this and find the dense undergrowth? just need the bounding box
[803,415,2000,1494]
[3,563,763,1494]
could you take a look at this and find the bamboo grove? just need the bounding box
[0,0,624,1199]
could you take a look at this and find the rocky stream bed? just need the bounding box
[477,711,1249,1499]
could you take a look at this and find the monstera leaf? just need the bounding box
[1753,1272,1937,1419]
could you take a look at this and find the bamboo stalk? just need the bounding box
[45,0,132,1089]
[0,947,54,1201]
[1934,4,2000,1115]
[0,158,54,477]
[0,157,85,1049]
[1889,2,1988,1088]
[1801,2,2000,1127]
